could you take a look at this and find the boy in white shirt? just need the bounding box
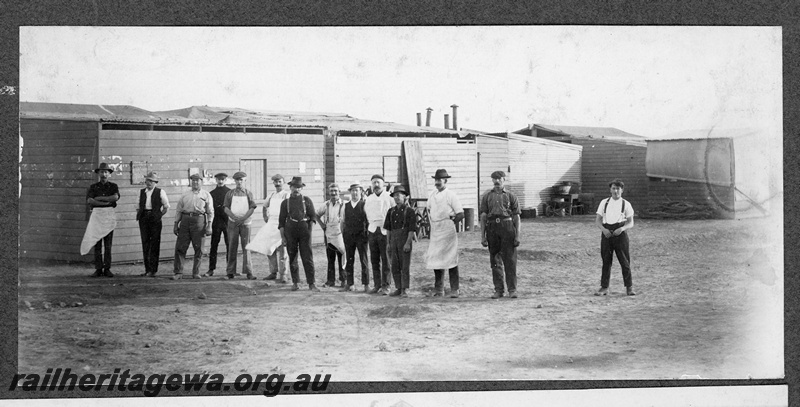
[594,179,636,296]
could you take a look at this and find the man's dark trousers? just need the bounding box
[487,218,517,293]
[600,231,632,288]
[368,230,391,289]
[94,232,113,272]
[286,220,315,285]
[388,229,411,290]
[208,218,228,272]
[325,241,344,285]
[344,234,370,286]
[138,211,162,274]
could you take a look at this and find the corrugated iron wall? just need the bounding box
[507,137,582,213]
[646,178,735,219]
[335,135,478,210]
[571,138,648,211]
[19,119,99,262]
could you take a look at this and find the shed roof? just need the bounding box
[20,102,463,136]
[531,124,649,142]
[647,128,764,141]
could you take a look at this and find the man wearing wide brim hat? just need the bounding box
[425,168,465,298]
[81,163,121,277]
[364,174,395,295]
[172,173,215,280]
[341,182,371,292]
[278,176,320,291]
[205,172,231,277]
[480,170,521,298]
[136,171,171,277]
[383,185,417,298]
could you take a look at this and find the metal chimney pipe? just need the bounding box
[425,107,432,127]
[450,104,459,130]
[444,114,450,129]
[416,113,422,127]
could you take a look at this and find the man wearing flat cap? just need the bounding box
[80,162,120,277]
[206,173,231,277]
[224,171,258,279]
[172,173,214,280]
[279,176,319,291]
[425,169,465,298]
[383,185,417,298]
[342,182,371,292]
[136,171,170,277]
[480,170,521,299]
[364,174,395,295]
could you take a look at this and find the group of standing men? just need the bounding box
[81,162,635,298]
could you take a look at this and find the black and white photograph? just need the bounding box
[15,25,784,400]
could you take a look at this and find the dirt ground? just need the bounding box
[17,215,784,381]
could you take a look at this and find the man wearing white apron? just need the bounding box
[255,173,290,283]
[81,163,120,277]
[316,183,347,288]
[224,171,258,279]
[425,169,465,298]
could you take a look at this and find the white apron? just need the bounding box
[80,207,117,255]
[323,201,347,268]
[246,192,284,255]
[425,218,459,269]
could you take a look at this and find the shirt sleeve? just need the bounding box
[176,194,184,213]
[110,183,120,198]
[595,198,607,216]
[509,192,520,215]
[316,201,328,218]
[450,190,464,214]
[223,190,233,209]
[247,190,257,209]
[205,191,214,216]
[624,200,635,218]
[160,189,170,209]
[382,209,392,231]
[479,191,489,214]
[279,200,288,229]
[305,196,316,223]
[406,207,417,232]
[86,185,95,200]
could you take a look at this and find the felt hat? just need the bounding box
[432,168,451,179]
[145,171,159,183]
[390,185,409,197]
[94,163,113,173]
[371,174,384,181]
[288,176,305,187]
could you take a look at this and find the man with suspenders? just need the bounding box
[594,179,636,296]
[279,176,319,292]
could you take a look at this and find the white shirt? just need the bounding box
[144,187,170,210]
[364,190,395,234]
[596,197,634,224]
[428,187,463,222]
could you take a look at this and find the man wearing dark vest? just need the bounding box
[594,179,636,296]
[137,172,170,277]
[342,183,371,292]
[206,173,231,277]
[279,176,319,292]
